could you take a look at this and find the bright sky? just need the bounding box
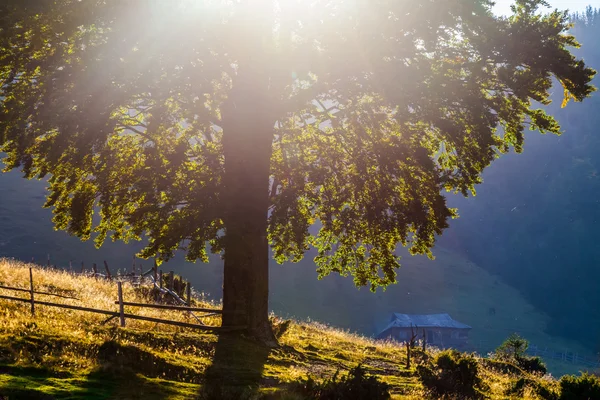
[493,0,599,16]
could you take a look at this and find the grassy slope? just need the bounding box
[271,248,593,376]
[0,259,589,400]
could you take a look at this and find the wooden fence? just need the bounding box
[0,266,244,333]
[31,255,205,321]
[526,345,600,370]
[469,340,600,370]
[35,254,170,286]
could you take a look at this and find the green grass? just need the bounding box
[0,259,597,399]
[0,366,200,399]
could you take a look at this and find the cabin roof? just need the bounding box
[379,313,471,334]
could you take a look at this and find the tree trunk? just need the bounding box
[220,68,277,347]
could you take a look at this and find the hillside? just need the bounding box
[1,259,598,400]
[0,168,595,375]
[0,171,584,357]
[270,247,585,359]
[442,10,600,350]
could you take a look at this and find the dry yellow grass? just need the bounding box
[0,258,221,333]
[0,258,581,399]
[0,258,423,399]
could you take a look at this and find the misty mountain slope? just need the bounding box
[432,10,600,352]
[270,248,589,358]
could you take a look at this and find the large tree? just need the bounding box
[0,0,595,344]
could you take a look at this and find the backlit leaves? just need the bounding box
[0,0,595,290]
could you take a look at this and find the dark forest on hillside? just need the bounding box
[443,8,600,351]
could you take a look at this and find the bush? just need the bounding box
[480,358,524,375]
[495,333,528,360]
[494,334,547,374]
[291,364,390,400]
[161,273,188,298]
[506,377,557,400]
[559,373,600,400]
[516,355,547,375]
[416,349,482,398]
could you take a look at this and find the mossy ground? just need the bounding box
[0,259,588,399]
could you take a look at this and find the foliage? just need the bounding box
[290,365,390,400]
[493,333,547,374]
[517,355,548,375]
[0,0,595,294]
[159,273,188,299]
[495,333,530,360]
[416,349,482,398]
[444,8,600,350]
[559,373,600,400]
[271,318,292,339]
[506,377,558,400]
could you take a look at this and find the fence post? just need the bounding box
[92,263,98,278]
[132,255,136,275]
[153,260,159,302]
[117,281,125,327]
[69,260,73,273]
[103,261,112,281]
[159,270,163,289]
[29,267,35,316]
[81,261,85,273]
[186,282,191,306]
[169,271,174,291]
[47,254,50,268]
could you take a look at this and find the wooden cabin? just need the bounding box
[376,313,471,350]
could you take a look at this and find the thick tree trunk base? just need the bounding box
[248,320,279,348]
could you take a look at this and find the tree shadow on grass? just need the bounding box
[0,364,182,400]
[199,333,271,400]
[78,369,196,400]
[0,365,63,400]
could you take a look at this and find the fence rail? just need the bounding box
[114,301,223,314]
[0,284,79,300]
[0,267,243,333]
[527,345,600,369]
[469,340,600,370]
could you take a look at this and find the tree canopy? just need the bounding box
[0,0,595,296]
[445,7,600,350]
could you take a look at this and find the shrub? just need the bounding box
[480,358,524,375]
[559,373,600,400]
[416,349,482,398]
[517,355,547,375]
[291,364,390,400]
[161,273,188,298]
[494,334,547,374]
[506,377,557,400]
[271,318,292,339]
[495,333,528,360]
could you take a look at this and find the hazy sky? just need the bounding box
[494,0,599,16]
